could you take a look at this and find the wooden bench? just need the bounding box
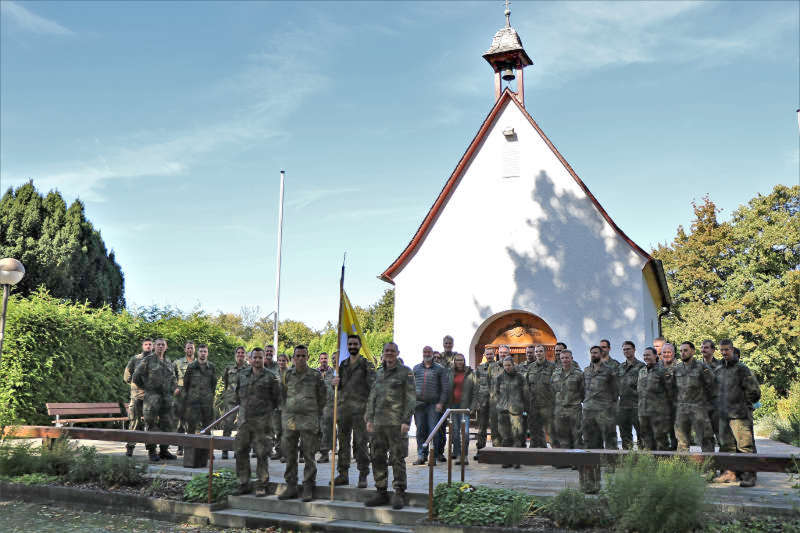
[46,402,128,428]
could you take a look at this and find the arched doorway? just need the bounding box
[470,310,557,367]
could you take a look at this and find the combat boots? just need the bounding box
[302,484,314,502]
[358,471,368,489]
[147,446,159,462]
[333,473,349,486]
[364,488,390,507]
[739,472,756,487]
[221,451,229,459]
[159,445,177,460]
[278,484,299,500]
[391,489,406,510]
[176,445,183,456]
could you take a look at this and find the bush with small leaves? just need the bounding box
[183,468,238,503]
[543,488,611,529]
[433,482,537,527]
[605,452,706,533]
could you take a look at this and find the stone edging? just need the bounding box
[0,481,225,525]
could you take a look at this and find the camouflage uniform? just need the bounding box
[494,367,529,449]
[172,357,194,434]
[704,357,722,446]
[183,360,217,434]
[281,366,326,488]
[265,361,281,455]
[581,362,618,493]
[440,350,455,369]
[336,355,376,478]
[661,359,679,450]
[582,362,619,449]
[715,357,760,482]
[220,362,246,438]
[123,351,147,454]
[234,366,280,490]
[366,362,416,492]
[616,358,645,449]
[551,365,584,449]
[474,360,494,450]
[668,358,715,452]
[318,365,335,457]
[636,363,672,451]
[132,354,176,456]
[525,359,555,448]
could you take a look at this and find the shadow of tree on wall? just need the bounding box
[511,171,643,353]
[471,171,645,366]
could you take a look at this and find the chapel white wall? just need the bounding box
[392,99,650,369]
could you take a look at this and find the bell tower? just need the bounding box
[482,0,533,106]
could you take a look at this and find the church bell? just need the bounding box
[501,66,515,81]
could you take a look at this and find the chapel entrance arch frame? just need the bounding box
[469,310,558,368]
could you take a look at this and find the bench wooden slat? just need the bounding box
[51,417,129,424]
[47,402,120,410]
[48,407,123,416]
[4,426,236,451]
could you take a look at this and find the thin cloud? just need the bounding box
[1,2,74,36]
[287,188,360,210]
[2,21,335,201]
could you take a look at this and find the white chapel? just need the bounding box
[380,11,671,368]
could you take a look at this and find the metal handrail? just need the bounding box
[199,405,240,504]
[424,408,470,519]
[423,408,469,446]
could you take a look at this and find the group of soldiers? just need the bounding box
[123,332,761,507]
[123,335,415,509]
[460,336,761,492]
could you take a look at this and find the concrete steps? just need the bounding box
[228,493,426,526]
[210,484,427,532]
[210,508,414,532]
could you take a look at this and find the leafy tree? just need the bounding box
[0,181,125,311]
[654,185,800,392]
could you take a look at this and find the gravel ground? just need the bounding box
[0,500,280,533]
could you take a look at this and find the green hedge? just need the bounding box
[0,290,240,426]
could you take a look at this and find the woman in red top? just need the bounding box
[448,353,477,464]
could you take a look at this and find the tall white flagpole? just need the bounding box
[274,170,286,350]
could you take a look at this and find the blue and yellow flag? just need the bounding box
[337,289,373,367]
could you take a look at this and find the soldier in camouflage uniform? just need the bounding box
[183,344,217,435]
[317,352,335,463]
[490,346,508,442]
[365,342,416,510]
[123,338,152,456]
[332,334,376,488]
[617,341,644,450]
[551,350,584,450]
[220,347,247,459]
[668,341,715,452]
[132,338,177,462]
[713,339,761,487]
[525,344,555,448]
[278,346,326,502]
[172,341,196,456]
[660,343,679,450]
[440,335,455,369]
[598,339,621,448]
[473,346,497,458]
[581,346,619,493]
[701,339,721,447]
[232,347,280,497]
[495,357,529,468]
[262,345,279,458]
[274,353,289,461]
[636,347,672,450]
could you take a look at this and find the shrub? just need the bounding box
[605,452,706,533]
[756,382,800,447]
[543,487,611,529]
[433,482,536,527]
[0,437,77,477]
[67,446,146,487]
[183,468,238,503]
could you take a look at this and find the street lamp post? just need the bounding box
[0,258,25,369]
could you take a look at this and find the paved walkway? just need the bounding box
[68,435,800,513]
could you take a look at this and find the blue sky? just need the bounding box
[2,1,798,330]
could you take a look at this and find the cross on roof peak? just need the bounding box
[504,0,511,27]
